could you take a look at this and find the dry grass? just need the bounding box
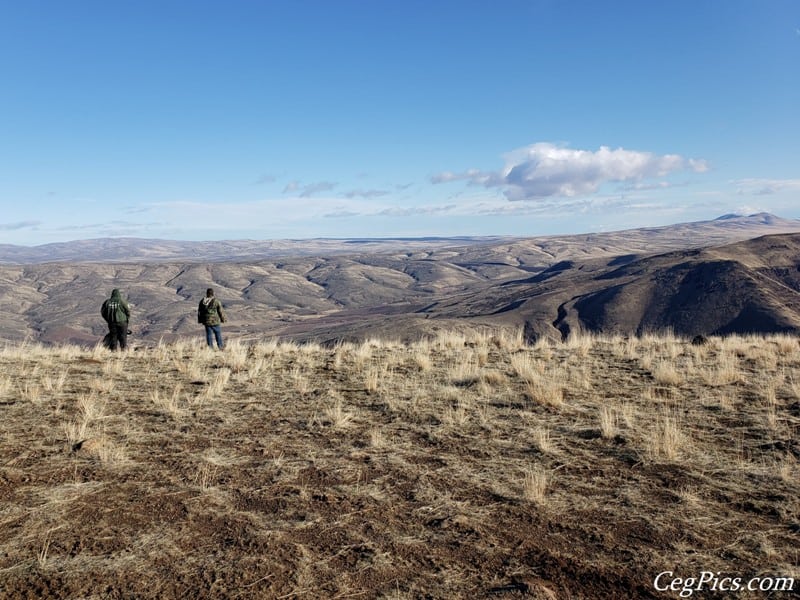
[0,331,798,598]
[531,426,555,454]
[522,466,549,504]
[652,361,684,386]
[648,410,686,461]
[323,394,355,428]
[599,406,618,439]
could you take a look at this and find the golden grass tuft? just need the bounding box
[525,380,564,407]
[652,362,683,386]
[324,393,355,428]
[531,426,555,454]
[522,466,549,503]
[599,406,618,439]
[648,410,686,461]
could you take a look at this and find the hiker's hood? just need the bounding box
[202,297,214,306]
[110,289,122,300]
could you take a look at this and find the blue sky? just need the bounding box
[1,0,798,244]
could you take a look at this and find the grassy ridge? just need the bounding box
[0,331,798,598]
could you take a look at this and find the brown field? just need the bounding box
[0,331,798,599]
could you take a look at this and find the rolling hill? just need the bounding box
[427,232,800,341]
[0,213,798,345]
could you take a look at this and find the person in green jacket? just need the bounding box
[101,288,131,351]
[198,287,226,349]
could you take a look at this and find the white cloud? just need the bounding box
[430,169,484,184]
[254,173,278,185]
[432,143,709,201]
[377,204,459,217]
[622,181,673,191]
[323,210,362,218]
[733,178,800,196]
[344,188,390,199]
[733,205,763,215]
[688,158,710,173]
[147,197,382,231]
[283,181,338,197]
[0,220,41,231]
[300,181,338,197]
[54,220,168,234]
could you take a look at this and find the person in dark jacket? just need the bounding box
[198,287,226,349]
[101,288,131,351]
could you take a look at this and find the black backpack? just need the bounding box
[198,298,211,323]
[104,300,121,323]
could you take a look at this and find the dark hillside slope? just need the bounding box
[568,258,796,335]
[551,233,800,337]
[422,233,800,340]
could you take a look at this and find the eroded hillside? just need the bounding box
[1,214,799,346]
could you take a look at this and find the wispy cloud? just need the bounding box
[377,204,459,217]
[620,180,694,192]
[151,197,374,227]
[283,180,338,197]
[732,204,764,215]
[124,205,154,214]
[254,173,278,185]
[0,220,42,231]
[54,220,166,234]
[733,178,800,196]
[344,188,390,199]
[323,210,362,218]
[430,169,485,184]
[432,143,709,201]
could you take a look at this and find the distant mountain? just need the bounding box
[713,211,783,224]
[0,214,798,345]
[0,236,505,264]
[1,212,798,265]
[711,211,782,225]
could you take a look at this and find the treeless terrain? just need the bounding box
[425,232,800,342]
[0,213,798,347]
[0,331,798,598]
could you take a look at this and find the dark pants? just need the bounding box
[108,323,128,350]
[205,325,224,349]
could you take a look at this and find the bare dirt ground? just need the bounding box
[0,331,798,598]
